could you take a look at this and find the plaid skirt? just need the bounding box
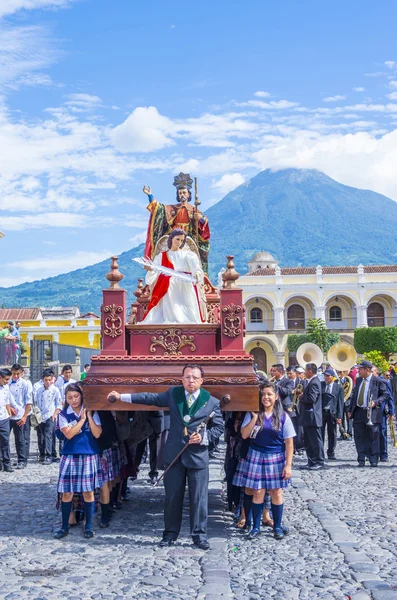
[57,454,104,493]
[111,444,121,478]
[100,448,114,484]
[232,448,290,490]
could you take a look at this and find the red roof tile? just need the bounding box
[248,264,397,276]
[0,308,41,321]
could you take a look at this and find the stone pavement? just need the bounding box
[0,431,396,600]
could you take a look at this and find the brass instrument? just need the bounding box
[367,393,373,427]
[269,376,276,383]
[343,376,353,401]
[290,383,303,412]
[296,343,323,369]
[328,342,357,372]
[389,417,397,447]
[339,422,351,440]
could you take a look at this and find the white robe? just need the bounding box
[143,249,204,324]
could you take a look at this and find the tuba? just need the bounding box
[342,376,353,401]
[327,342,357,373]
[296,343,323,369]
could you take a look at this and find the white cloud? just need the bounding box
[254,91,271,98]
[239,99,299,109]
[323,95,346,102]
[128,231,146,246]
[387,92,397,100]
[0,0,75,18]
[390,81,397,89]
[353,87,365,92]
[212,173,245,195]
[1,212,114,230]
[65,93,102,109]
[5,249,115,282]
[385,61,397,69]
[110,106,175,153]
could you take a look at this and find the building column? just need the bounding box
[273,307,286,330]
[275,351,286,367]
[356,305,368,328]
[314,305,326,321]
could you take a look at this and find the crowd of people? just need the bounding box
[0,357,396,545]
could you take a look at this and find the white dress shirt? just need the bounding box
[357,374,373,408]
[8,378,33,420]
[55,376,77,402]
[34,384,62,422]
[0,385,11,421]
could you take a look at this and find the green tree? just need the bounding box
[363,350,390,373]
[287,319,340,355]
[354,327,397,360]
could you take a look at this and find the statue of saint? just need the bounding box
[143,172,210,273]
[142,229,207,324]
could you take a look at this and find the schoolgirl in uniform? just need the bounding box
[55,383,103,540]
[233,381,295,540]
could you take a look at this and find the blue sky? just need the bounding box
[1,0,397,287]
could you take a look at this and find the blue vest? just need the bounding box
[60,409,100,456]
[251,413,287,455]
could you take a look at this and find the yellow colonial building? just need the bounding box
[0,306,101,354]
[240,252,397,372]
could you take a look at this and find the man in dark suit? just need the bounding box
[286,366,305,453]
[348,360,389,467]
[108,363,224,550]
[299,362,324,470]
[321,369,344,460]
[272,364,293,411]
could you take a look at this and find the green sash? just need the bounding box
[172,386,210,423]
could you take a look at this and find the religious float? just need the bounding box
[84,173,258,412]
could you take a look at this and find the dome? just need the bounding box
[252,251,276,262]
[247,250,279,274]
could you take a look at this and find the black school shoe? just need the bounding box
[159,537,176,547]
[193,539,210,550]
[84,529,94,539]
[54,529,68,540]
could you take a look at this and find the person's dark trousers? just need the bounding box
[225,455,240,511]
[342,405,353,436]
[291,415,304,451]
[0,418,11,468]
[37,419,55,458]
[379,413,388,460]
[353,407,380,465]
[303,426,325,466]
[10,419,28,464]
[25,416,31,461]
[157,429,169,471]
[136,432,161,478]
[163,459,209,543]
[321,412,338,458]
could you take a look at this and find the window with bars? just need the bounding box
[367,302,385,327]
[250,307,263,323]
[287,304,305,330]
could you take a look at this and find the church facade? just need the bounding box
[240,251,397,372]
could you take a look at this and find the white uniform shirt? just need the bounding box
[58,405,101,430]
[55,376,77,402]
[34,384,62,422]
[8,378,33,420]
[0,384,11,421]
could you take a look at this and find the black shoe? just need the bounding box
[358,461,365,467]
[296,449,305,456]
[84,529,94,539]
[380,458,388,462]
[148,476,158,485]
[16,463,27,469]
[247,527,260,539]
[44,458,52,465]
[39,456,45,463]
[274,528,285,540]
[112,500,123,510]
[0,462,3,472]
[193,539,210,550]
[299,464,311,470]
[100,521,110,528]
[3,465,14,473]
[240,523,252,534]
[52,457,60,464]
[54,528,68,540]
[159,538,175,547]
[370,463,378,468]
[327,456,337,461]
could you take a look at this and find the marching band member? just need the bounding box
[320,370,344,460]
[299,363,325,470]
[348,360,388,467]
[337,370,353,440]
[372,366,395,462]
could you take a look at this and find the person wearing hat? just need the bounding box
[299,363,324,470]
[348,360,389,467]
[321,370,344,460]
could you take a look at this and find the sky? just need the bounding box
[1,0,397,287]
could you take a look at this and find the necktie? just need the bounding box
[357,379,366,406]
[187,394,194,408]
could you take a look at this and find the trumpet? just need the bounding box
[389,417,397,448]
[367,393,373,427]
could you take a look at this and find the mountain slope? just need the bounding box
[2,168,397,312]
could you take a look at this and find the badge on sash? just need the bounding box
[183,415,191,423]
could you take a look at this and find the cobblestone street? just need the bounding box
[1,432,396,600]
